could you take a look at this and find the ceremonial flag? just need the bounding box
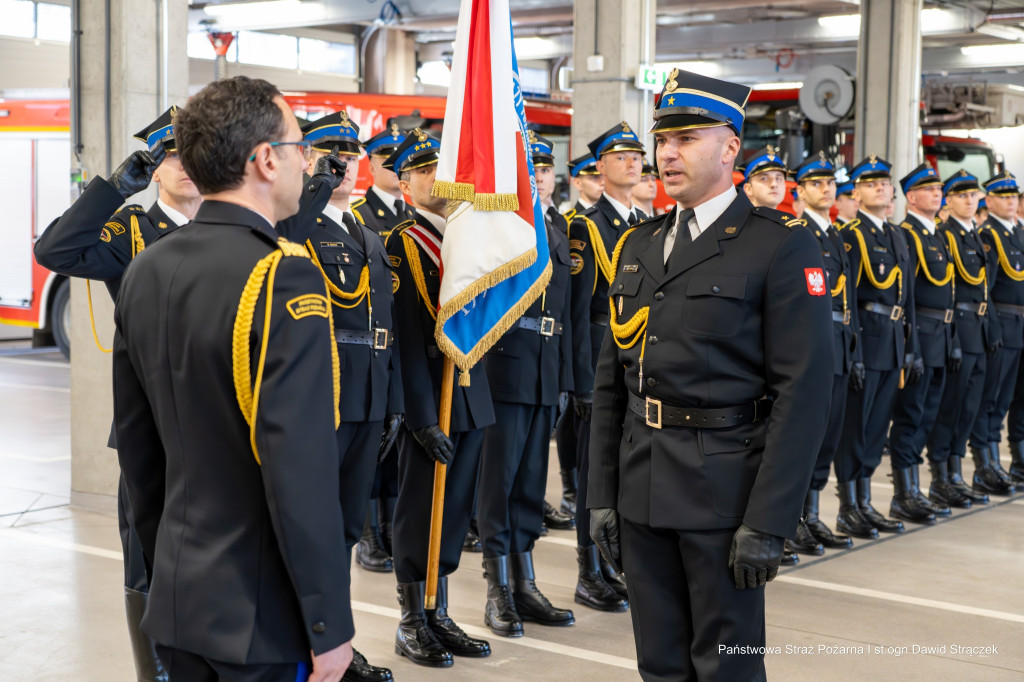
[432,0,551,383]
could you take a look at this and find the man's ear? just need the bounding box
[398,178,411,197]
[742,183,754,201]
[251,143,277,182]
[595,159,606,176]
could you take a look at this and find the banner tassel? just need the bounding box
[459,370,471,387]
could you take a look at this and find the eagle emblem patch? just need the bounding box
[805,268,827,296]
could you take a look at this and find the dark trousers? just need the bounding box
[118,474,149,591]
[620,518,767,682]
[970,345,1022,447]
[927,351,986,462]
[1007,354,1024,442]
[554,405,577,472]
[810,374,846,490]
[393,426,485,584]
[889,365,946,469]
[835,367,900,481]
[154,644,308,682]
[370,449,399,499]
[572,409,595,548]
[478,402,556,557]
[337,420,384,556]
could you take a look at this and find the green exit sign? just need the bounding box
[635,64,672,92]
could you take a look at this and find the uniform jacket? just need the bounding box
[482,219,574,407]
[800,212,861,375]
[386,213,495,433]
[901,214,957,367]
[841,211,919,371]
[351,187,416,240]
[114,200,352,665]
[567,195,646,394]
[979,216,1024,350]
[589,196,834,539]
[940,218,997,354]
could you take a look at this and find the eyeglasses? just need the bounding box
[249,140,312,162]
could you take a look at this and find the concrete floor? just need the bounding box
[2,344,1024,681]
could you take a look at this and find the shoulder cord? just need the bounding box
[849,226,903,302]
[87,214,147,354]
[581,215,616,285]
[983,226,1024,282]
[606,228,650,392]
[304,240,372,315]
[903,226,955,288]
[401,232,438,321]
[945,231,987,294]
[85,281,112,353]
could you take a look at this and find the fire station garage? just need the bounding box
[2,1,1024,681]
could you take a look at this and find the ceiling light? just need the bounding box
[960,43,1024,64]
[417,61,452,88]
[817,14,861,38]
[752,81,804,90]
[976,23,1024,41]
[655,61,722,78]
[919,8,960,34]
[203,0,322,28]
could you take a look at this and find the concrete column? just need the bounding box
[363,28,417,95]
[70,0,188,510]
[569,0,657,160]
[854,0,923,180]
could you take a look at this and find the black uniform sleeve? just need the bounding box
[251,255,353,653]
[559,268,575,394]
[385,252,405,416]
[980,228,1002,345]
[896,227,920,359]
[587,315,628,509]
[568,216,596,394]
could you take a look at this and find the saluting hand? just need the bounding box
[312,145,347,191]
[108,143,167,200]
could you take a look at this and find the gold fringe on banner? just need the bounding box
[473,193,520,212]
[431,180,521,212]
[431,180,476,203]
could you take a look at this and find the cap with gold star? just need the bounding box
[301,111,361,156]
[741,145,787,182]
[983,171,1019,196]
[943,169,980,196]
[651,68,750,136]
[899,163,942,195]
[567,153,600,177]
[363,121,406,157]
[850,155,892,183]
[383,127,440,173]
[529,130,555,167]
[133,106,179,153]
[793,151,836,183]
[587,121,645,158]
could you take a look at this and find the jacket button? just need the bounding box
[654,291,664,300]
[312,622,326,634]
[367,258,373,264]
[712,285,721,293]
[649,335,658,344]
[646,377,656,387]
[371,288,376,294]
[743,438,752,446]
[617,284,624,291]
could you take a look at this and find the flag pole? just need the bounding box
[424,355,455,610]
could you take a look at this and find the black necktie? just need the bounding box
[342,212,365,251]
[628,211,639,226]
[666,209,695,269]
[395,199,405,216]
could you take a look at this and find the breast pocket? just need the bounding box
[683,274,748,337]
[610,275,645,317]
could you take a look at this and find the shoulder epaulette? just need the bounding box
[104,203,147,235]
[900,221,914,230]
[844,219,862,231]
[751,205,799,228]
[277,238,310,258]
[564,208,578,222]
[387,219,417,248]
[351,196,367,209]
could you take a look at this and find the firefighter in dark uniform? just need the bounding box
[967,172,1022,495]
[383,129,494,668]
[1004,178,1024,485]
[835,156,920,537]
[926,170,995,508]
[476,133,577,638]
[114,76,353,682]
[566,152,604,216]
[275,111,401,682]
[788,153,858,555]
[588,68,833,681]
[835,179,860,226]
[887,164,958,524]
[352,123,417,239]
[740,146,788,209]
[566,122,649,613]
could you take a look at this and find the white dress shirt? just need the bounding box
[663,185,737,263]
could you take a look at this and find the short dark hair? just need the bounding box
[175,76,285,194]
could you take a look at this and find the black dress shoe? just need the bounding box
[889,467,936,525]
[1008,440,1024,484]
[948,456,989,504]
[395,582,453,668]
[343,649,393,682]
[575,545,628,612]
[857,478,905,533]
[836,481,879,539]
[427,576,491,657]
[482,556,523,637]
[781,548,799,566]
[512,551,575,626]
[463,528,483,553]
[543,501,576,530]
[125,587,169,682]
[928,460,971,509]
[989,443,1016,487]
[356,503,394,573]
[787,521,825,555]
[803,489,852,548]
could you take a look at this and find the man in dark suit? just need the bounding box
[114,76,353,682]
[476,134,576,638]
[887,164,958,524]
[383,129,494,668]
[352,123,417,239]
[835,156,920,537]
[588,68,833,681]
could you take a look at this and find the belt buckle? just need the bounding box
[645,396,662,429]
[978,302,988,316]
[890,305,903,321]
[539,317,556,336]
[843,310,851,325]
[944,309,954,324]
[373,328,389,350]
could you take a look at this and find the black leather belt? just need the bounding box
[917,306,954,324]
[336,328,393,349]
[832,310,851,325]
[518,316,563,336]
[994,302,1024,318]
[860,301,904,321]
[591,312,609,327]
[627,392,772,430]
[955,301,988,316]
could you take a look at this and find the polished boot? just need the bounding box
[124,587,169,682]
[780,547,799,566]
[948,456,989,504]
[511,551,575,626]
[1009,440,1024,484]
[560,467,578,517]
[836,480,879,539]
[395,582,453,668]
[857,477,904,533]
[574,545,628,612]
[543,501,575,530]
[463,527,483,553]
[599,555,629,600]
[928,460,972,509]
[356,502,393,573]
[803,489,852,549]
[787,520,825,555]
[910,464,950,517]
[427,576,491,657]
[970,445,1015,496]
[889,466,936,525]
[482,556,523,637]
[988,443,1017,487]
[343,649,394,682]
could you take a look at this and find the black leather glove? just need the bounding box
[574,392,593,421]
[412,424,454,466]
[589,507,622,574]
[905,354,924,386]
[728,524,785,590]
[378,413,403,463]
[947,348,962,374]
[849,362,866,392]
[312,146,347,190]
[988,339,1002,357]
[108,144,166,199]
